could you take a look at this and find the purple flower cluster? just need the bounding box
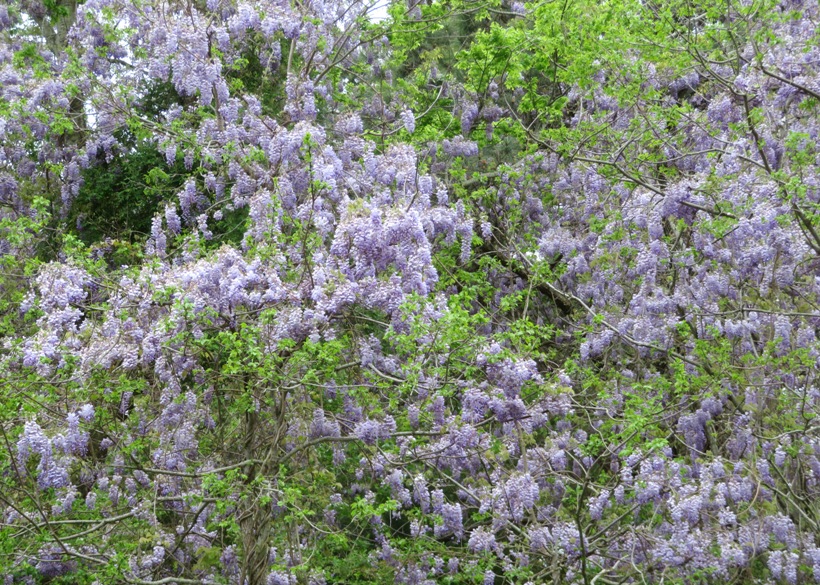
[441,136,479,157]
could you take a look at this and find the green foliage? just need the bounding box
[13,43,52,79]
[69,141,189,245]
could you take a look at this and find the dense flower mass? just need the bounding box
[0,0,819,583]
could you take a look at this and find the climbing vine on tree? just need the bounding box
[1,0,819,583]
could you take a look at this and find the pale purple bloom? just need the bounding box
[467,527,497,552]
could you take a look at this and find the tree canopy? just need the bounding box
[1,0,820,583]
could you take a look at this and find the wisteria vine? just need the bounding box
[0,0,819,583]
